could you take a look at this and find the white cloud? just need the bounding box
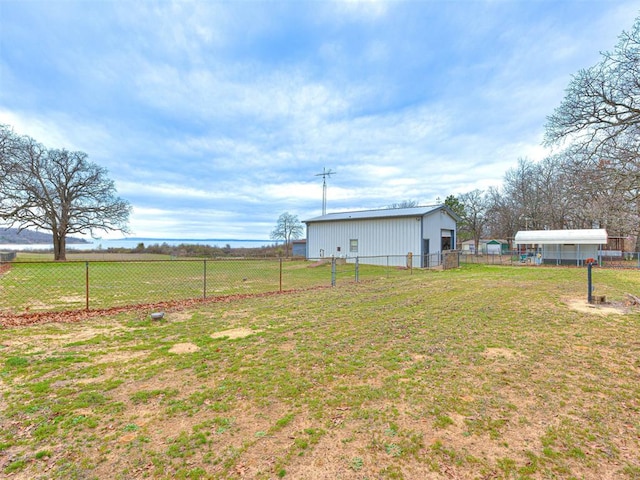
[2,0,638,239]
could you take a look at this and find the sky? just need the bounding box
[0,0,638,240]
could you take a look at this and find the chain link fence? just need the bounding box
[3,250,636,316]
[0,254,454,315]
[460,250,640,268]
[311,252,458,286]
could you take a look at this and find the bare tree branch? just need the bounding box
[0,128,131,260]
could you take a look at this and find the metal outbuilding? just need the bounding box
[291,239,307,257]
[514,229,608,265]
[304,205,459,268]
[0,251,17,262]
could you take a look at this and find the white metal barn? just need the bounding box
[514,229,608,265]
[304,206,459,268]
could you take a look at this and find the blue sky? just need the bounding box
[1,1,637,240]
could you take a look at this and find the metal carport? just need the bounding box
[514,229,608,266]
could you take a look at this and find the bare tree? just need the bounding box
[388,200,418,209]
[485,186,520,240]
[544,18,640,251]
[501,158,548,230]
[0,125,21,183]
[544,20,640,156]
[270,212,303,257]
[458,189,490,255]
[0,128,131,260]
[560,148,639,233]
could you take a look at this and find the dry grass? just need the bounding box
[0,264,639,479]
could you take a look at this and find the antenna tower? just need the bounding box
[315,167,336,215]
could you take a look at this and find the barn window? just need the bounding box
[350,239,358,252]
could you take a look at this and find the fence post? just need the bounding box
[279,257,283,292]
[85,261,89,311]
[331,257,336,286]
[203,259,207,299]
[355,256,359,283]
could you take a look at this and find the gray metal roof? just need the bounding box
[304,205,453,223]
[514,229,608,245]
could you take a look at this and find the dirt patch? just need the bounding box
[279,341,296,352]
[97,350,148,364]
[481,347,523,360]
[307,260,330,268]
[565,298,628,315]
[168,342,200,354]
[164,311,192,322]
[211,327,259,339]
[1,325,126,352]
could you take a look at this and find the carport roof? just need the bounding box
[514,229,608,245]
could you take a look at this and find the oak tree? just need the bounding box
[0,126,131,260]
[545,18,640,251]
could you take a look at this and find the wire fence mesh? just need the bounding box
[459,250,640,268]
[3,249,635,316]
[0,256,435,315]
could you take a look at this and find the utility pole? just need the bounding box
[315,167,336,215]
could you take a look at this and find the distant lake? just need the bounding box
[0,238,276,251]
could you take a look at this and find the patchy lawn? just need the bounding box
[1,264,639,479]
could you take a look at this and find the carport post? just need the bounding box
[577,245,580,267]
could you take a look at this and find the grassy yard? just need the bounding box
[0,264,639,479]
[0,256,410,314]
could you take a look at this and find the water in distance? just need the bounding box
[0,238,275,251]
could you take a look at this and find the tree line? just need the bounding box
[121,242,282,258]
[450,18,640,254]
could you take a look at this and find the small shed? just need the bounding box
[0,251,17,262]
[514,229,608,266]
[461,239,510,255]
[291,239,307,257]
